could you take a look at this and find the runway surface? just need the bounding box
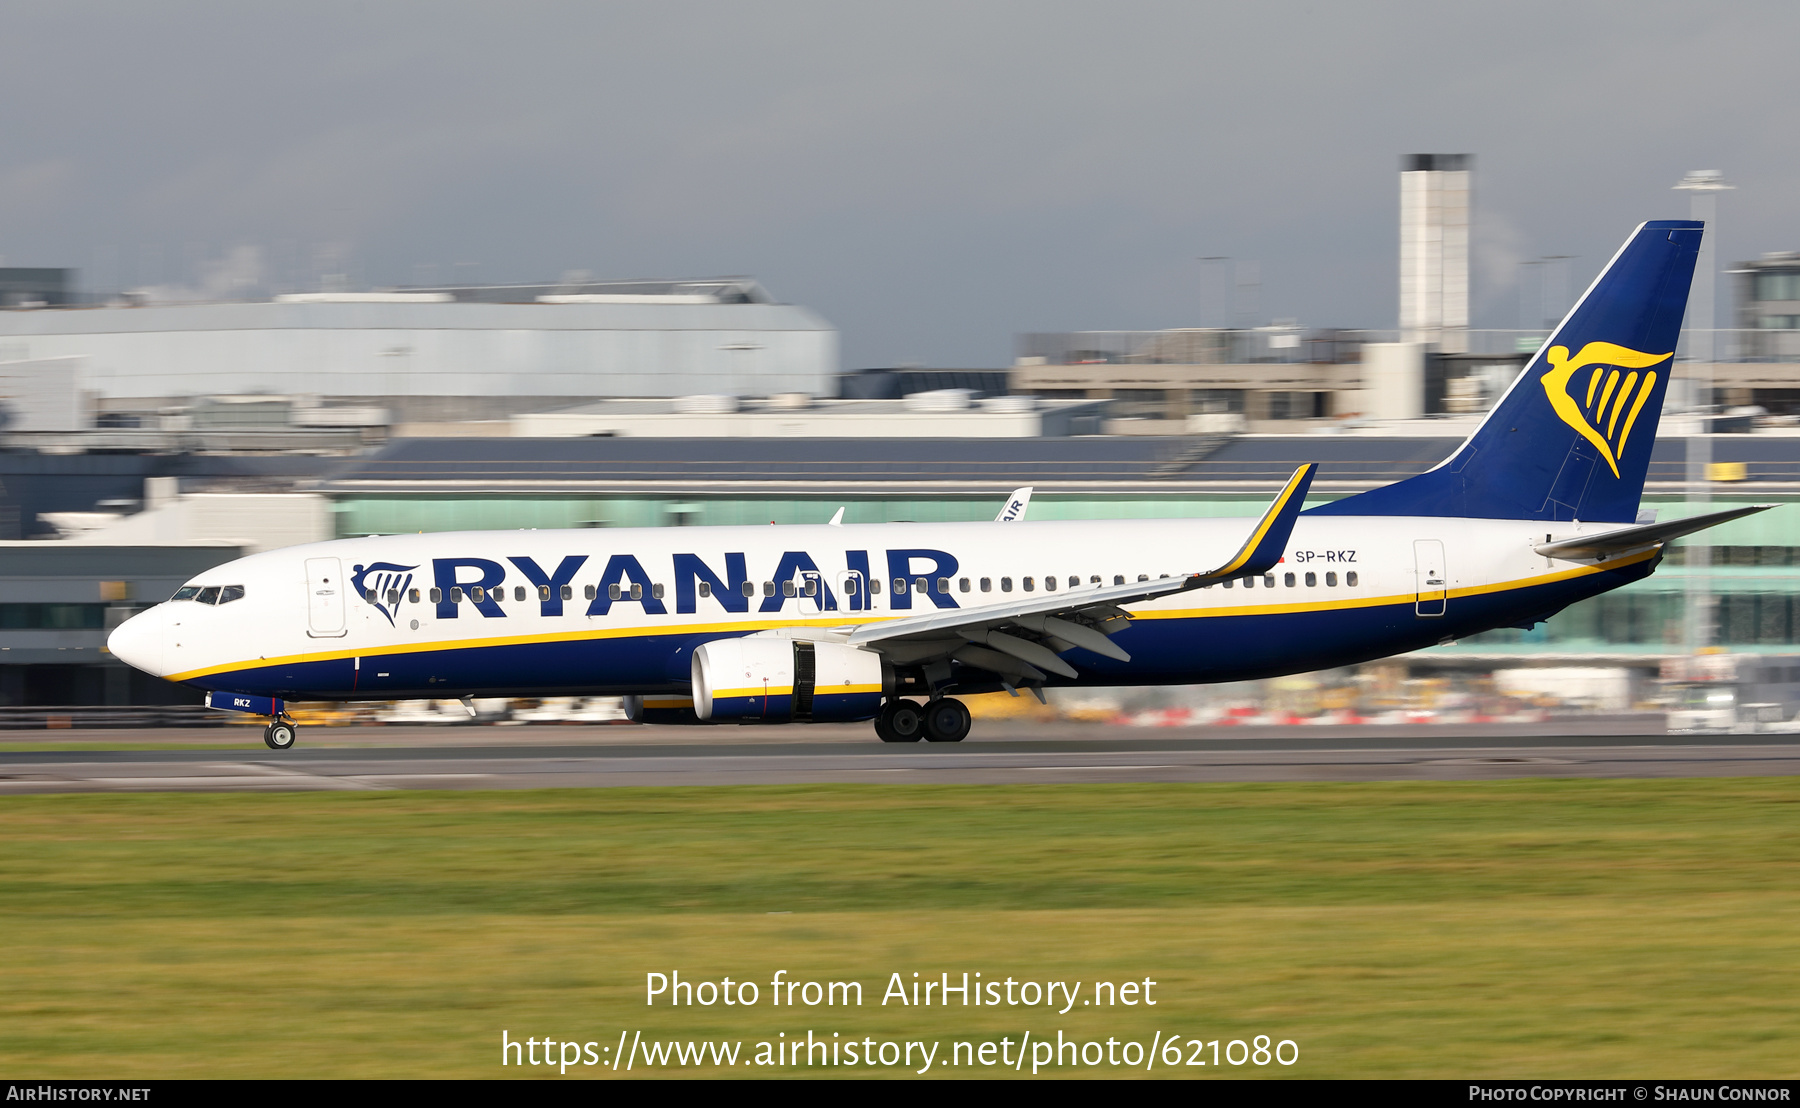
[2,718,1798,792]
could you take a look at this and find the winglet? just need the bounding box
[996,487,1033,522]
[1199,463,1316,581]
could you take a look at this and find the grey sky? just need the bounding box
[2,1,1797,367]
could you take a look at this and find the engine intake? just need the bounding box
[693,638,886,723]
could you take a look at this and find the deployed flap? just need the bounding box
[850,464,1316,653]
[1535,504,1775,559]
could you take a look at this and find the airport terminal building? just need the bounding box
[0,277,837,425]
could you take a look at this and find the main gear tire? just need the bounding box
[875,700,925,743]
[264,721,297,750]
[923,697,972,743]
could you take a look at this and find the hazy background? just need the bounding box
[2,0,1796,366]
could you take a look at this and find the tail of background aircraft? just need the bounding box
[1313,219,1703,523]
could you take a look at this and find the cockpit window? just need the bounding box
[171,586,201,601]
[195,586,222,605]
[219,585,246,604]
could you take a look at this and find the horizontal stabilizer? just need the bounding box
[1535,504,1775,559]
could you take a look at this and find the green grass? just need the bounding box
[2,780,1798,1078]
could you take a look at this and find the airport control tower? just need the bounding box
[1399,153,1471,354]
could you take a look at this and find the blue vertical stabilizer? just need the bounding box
[1312,220,1702,522]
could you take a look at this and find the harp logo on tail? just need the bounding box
[1539,341,1672,478]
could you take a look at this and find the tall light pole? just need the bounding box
[1674,170,1734,655]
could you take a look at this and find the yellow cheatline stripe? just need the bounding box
[171,541,1656,684]
[714,685,794,699]
[1135,546,1657,621]
[167,612,886,682]
[816,684,884,696]
[1214,464,1312,576]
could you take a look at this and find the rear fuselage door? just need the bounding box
[1413,539,1447,617]
[306,556,348,637]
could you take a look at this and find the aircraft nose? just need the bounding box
[107,609,166,676]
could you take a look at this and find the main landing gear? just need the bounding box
[875,698,971,743]
[263,719,297,751]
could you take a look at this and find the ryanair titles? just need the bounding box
[411,548,963,619]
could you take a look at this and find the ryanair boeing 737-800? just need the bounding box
[108,220,1770,749]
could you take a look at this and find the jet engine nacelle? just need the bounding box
[622,695,708,725]
[692,637,887,723]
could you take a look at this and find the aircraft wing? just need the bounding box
[1534,504,1775,560]
[846,464,1316,682]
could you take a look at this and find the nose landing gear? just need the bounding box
[263,719,297,750]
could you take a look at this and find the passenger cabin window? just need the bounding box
[937,577,949,594]
[430,587,443,604]
[652,583,665,599]
[1304,572,1317,587]
[560,585,572,601]
[1023,577,1035,592]
[609,584,622,601]
[893,578,907,594]
[842,578,857,596]
[1000,577,1013,593]
[450,587,464,603]
[1346,571,1359,587]
[539,585,551,601]
[1113,575,1124,585]
[630,583,643,600]
[1285,572,1296,587]
[980,577,992,592]
[763,581,776,597]
[783,581,796,598]
[170,586,200,601]
[869,578,881,595]
[196,586,221,605]
[740,581,755,598]
[1138,574,1149,582]
[1070,576,1081,589]
[698,581,712,598]
[914,577,928,595]
[1223,578,1233,589]
[1263,574,1275,588]
[219,585,246,604]
[585,584,597,600]
[409,588,420,604]
[386,589,401,605]
[1045,576,1057,591]
[1326,572,1338,587]
[513,586,525,602]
